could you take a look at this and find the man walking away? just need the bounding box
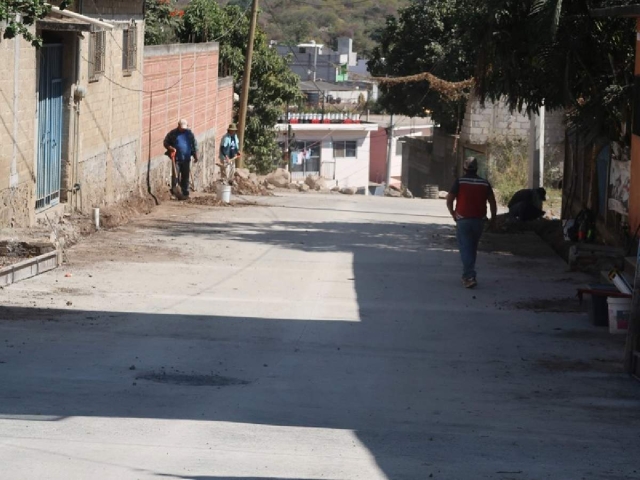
[508,187,546,221]
[446,157,498,289]
[219,123,241,182]
[164,119,199,198]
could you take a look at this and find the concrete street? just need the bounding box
[0,193,639,480]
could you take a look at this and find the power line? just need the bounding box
[81,0,252,94]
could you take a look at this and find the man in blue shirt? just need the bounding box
[164,119,199,198]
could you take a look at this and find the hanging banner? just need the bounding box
[608,142,630,215]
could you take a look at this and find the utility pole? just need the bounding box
[237,0,260,169]
[527,106,545,188]
[385,113,394,186]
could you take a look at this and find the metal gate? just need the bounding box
[36,44,63,211]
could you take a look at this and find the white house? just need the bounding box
[276,121,378,189]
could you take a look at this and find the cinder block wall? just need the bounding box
[74,21,145,212]
[142,43,234,196]
[0,35,37,228]
[460,95,531,145]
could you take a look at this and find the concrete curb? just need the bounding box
[0,250,60,288]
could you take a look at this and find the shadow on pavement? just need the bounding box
[1,215,637,479]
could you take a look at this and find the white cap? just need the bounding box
[178,119,189,128]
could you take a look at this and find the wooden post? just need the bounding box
[237,0,259,169]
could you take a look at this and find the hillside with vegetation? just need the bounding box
[222,0,410,55]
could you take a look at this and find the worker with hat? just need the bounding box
[164,119,199,198]
[446,157,498,289]
[219,123,241,181]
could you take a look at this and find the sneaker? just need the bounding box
[462,278,477,289]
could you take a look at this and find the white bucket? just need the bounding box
[607,297,631,334]
[218,184,232,204]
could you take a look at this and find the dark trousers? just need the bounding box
[456,218,485,280]
[172,160,191,196]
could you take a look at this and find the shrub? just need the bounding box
[488,136,528,205]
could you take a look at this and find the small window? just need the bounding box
[299,47,307,54]
[333,140,357,158]
[88,31,106,82]
[396,140,403,156]
[122,25,138,75]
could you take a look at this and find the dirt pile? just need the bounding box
[232,175,273,196]
[185,194,257,208]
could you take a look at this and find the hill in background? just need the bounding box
[220,0,409,56]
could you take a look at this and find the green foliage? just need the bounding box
[367,0,478,132]
[181,1,302,173]
[487,137,529,206]
[0,0,68,47]
[474,0,635,141]
[221,0,410,56]
[144,0,182,46]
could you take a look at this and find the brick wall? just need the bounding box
[142,43,234,194]
[0,35,37,227]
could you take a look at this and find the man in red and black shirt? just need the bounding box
[446,157,498,288]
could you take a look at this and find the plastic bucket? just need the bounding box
[607,297,631,334]
[217,184,232,203]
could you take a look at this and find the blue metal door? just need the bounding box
[36,44,63,211]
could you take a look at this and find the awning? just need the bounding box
[38,5,114,32]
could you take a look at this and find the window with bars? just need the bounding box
[333,140,357,158]
[122,26,137,75]
[88,31,106,82]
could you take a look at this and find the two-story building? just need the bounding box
[0,0,233,228]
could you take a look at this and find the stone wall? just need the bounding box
[0,34,37,228]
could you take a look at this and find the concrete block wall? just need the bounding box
[142,43,234,195]
[61,0,146,20]
[76,21,145,211]
[460,95,530,145]
[0,35,37,227]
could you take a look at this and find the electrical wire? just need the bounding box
[81,0,252,94]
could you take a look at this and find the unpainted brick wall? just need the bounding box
[142,43,234,195]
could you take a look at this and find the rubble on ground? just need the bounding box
[264,168,291,188]
[385,187,403,198]
[340,187,357,195]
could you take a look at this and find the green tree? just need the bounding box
[0,0,69,47]
[144,0,182,46]
[474,0,635,141]
[181,1,301,173]
[367,0,479,132]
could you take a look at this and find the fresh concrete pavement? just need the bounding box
[0,192,638,480]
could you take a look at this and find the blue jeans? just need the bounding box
[456,218,485,280]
